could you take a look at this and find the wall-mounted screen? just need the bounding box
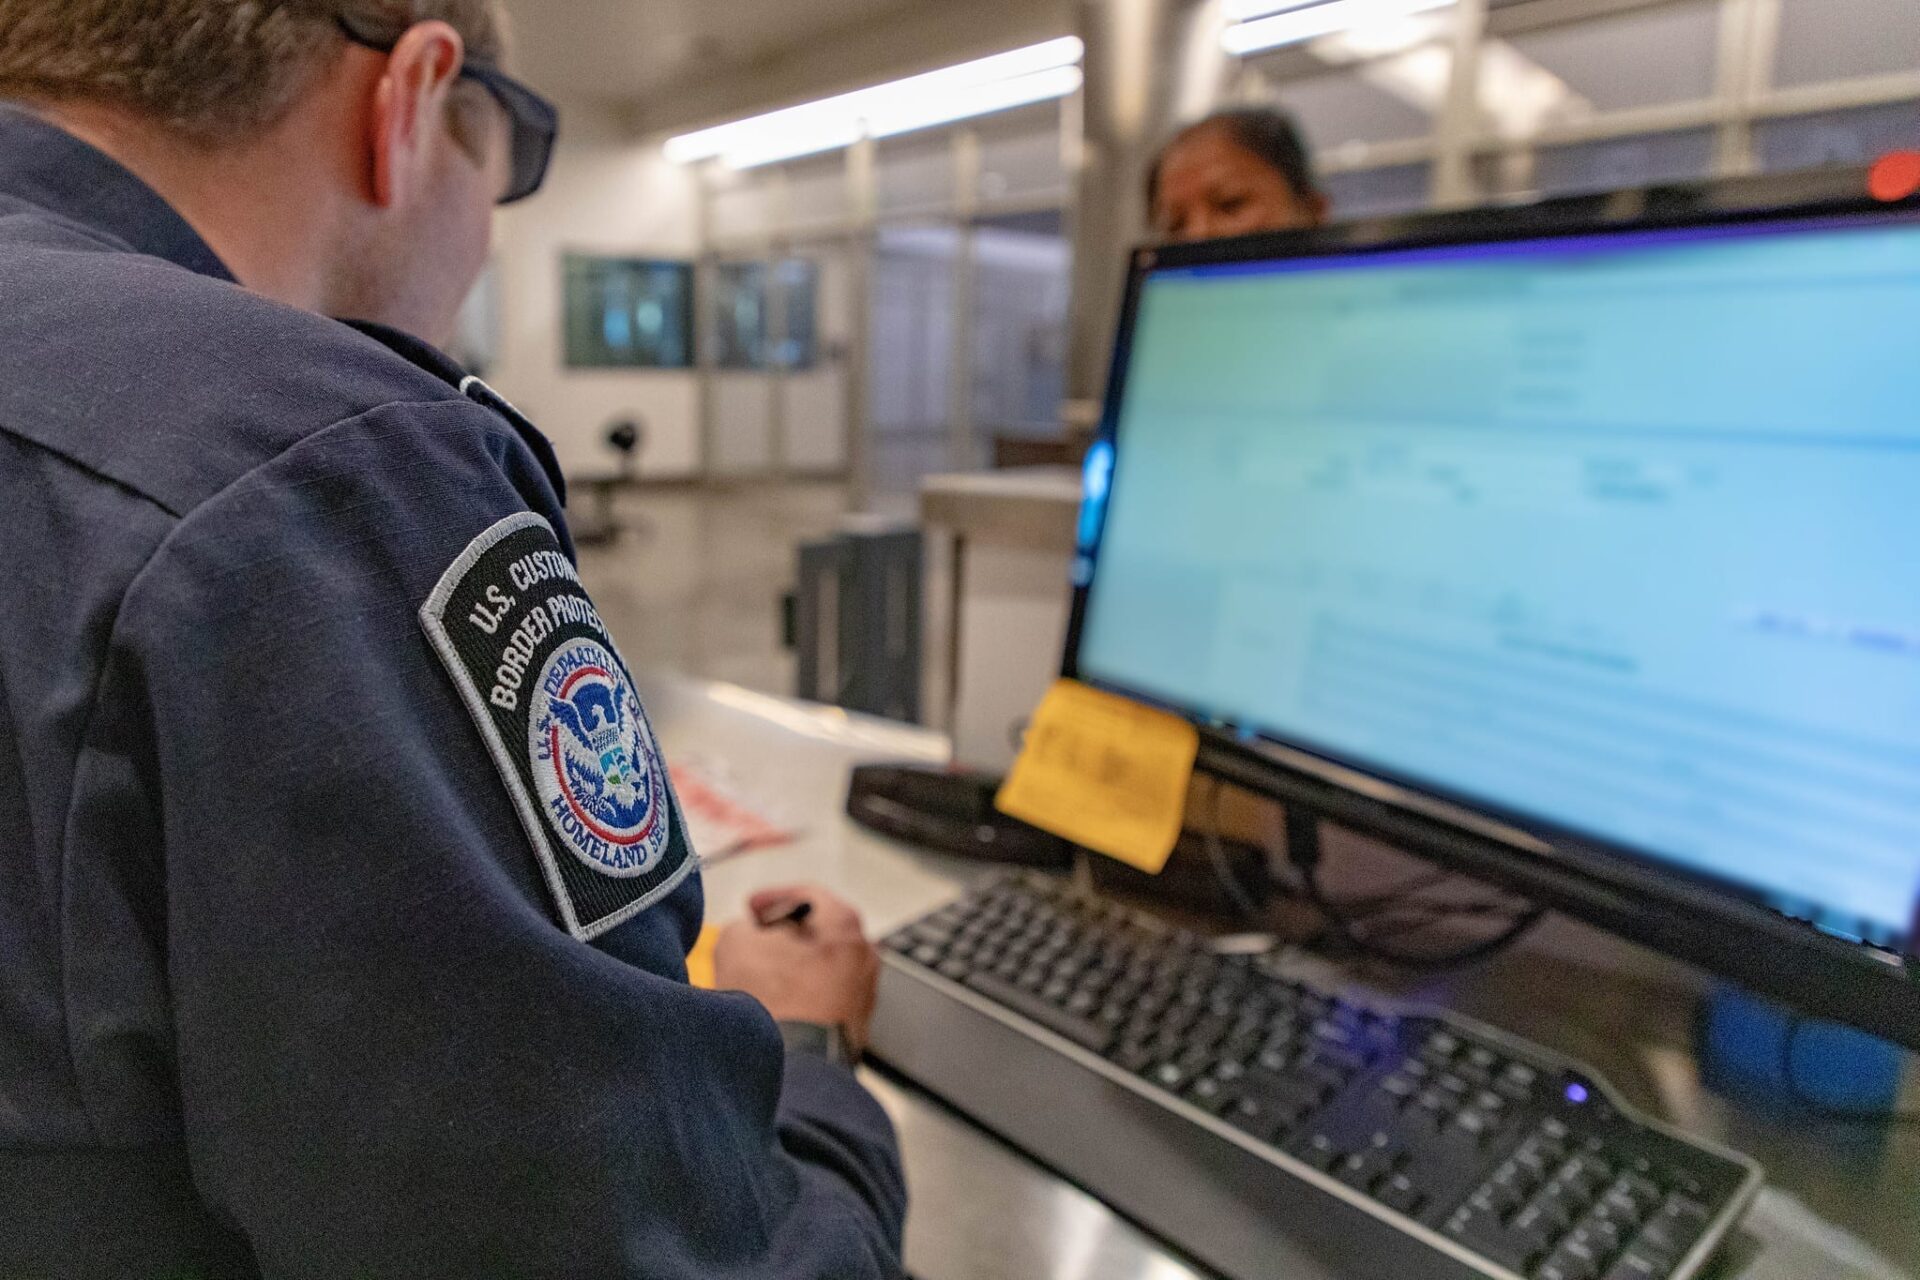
[563,254,694,369]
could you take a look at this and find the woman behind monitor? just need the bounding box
[1148,107,1331,243]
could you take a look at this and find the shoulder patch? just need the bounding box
[420,512,693,939]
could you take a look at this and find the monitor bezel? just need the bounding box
[1061,166,1920,1050]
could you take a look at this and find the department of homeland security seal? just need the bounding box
[529,637,670,877]
[420,511,694,940]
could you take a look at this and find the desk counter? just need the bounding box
[640,673,1916,1280]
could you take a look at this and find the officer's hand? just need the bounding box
[713,885,880,1056]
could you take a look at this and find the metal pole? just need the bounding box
[951,129,982,471]
[1432,0,1491,207]
[769,169,793,479]
[695,168,717,480]
[1713,0,1781,177]
[1065,0,1226,405]
[846,137,879,511]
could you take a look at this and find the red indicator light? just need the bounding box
[1868,151,1920,202]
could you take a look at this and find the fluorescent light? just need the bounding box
[861,67,1085,143]
[1222,0,1454,56]
[1224,0,1325,20]
[666,37,1085,169]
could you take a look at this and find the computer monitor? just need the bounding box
[1064,171,1920,1050]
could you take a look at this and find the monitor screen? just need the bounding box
[1076,214,1920,958]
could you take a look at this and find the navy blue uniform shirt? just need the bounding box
[0,102,905,1278]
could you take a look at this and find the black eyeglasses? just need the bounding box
[336,15,557,204]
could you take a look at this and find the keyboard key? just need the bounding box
[1187,1075,1234,1116]
[1511,1202,1570,1249]
[1603,1179,1660,1222]
[1448,1211,1543,1274]
[1577,1218,1626,1256]
[1538,1245,1602,1280]
[1661,1194,1710,1227]
[1335,1141,1399,1190]
[1377,1172,1427,1218]
[1636,1214,1690,1257]
[1307,1044,1370,1076]
[1454,1110,1495,1143]
[1515,1148,1554,1179]
[1473,1181,1524,1220]
[962,971,1114,1052]
[1380,1073,1418,1101]
[1311,1018,1359,1048]
[1245,1069,1327,1113]
[1491,1160,1540,1197]
[1298,1059,1355,1092]
[1152,1061,1191,1092]
[1636,1196,1710,1262]
[1299,1132,1342,1171]
[1176,1045,1214,1074]
[1561,1159,1610,1202]
[1557,1237,1604,1271]
[1227,1095,1279,1142]
[1602,1251,1669,1280]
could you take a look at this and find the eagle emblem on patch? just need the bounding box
[530,638,670,877]
[420,512,694,939]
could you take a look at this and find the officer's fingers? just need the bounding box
[745,884,864,934]
[794,889,867,938]
[746,885,813,919]
[711,917,762,961]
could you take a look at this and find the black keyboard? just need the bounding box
[872,875,1762,1280]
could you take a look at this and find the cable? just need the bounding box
[1327,868,1456,920]
[1201,775,1269,924]
[1192,773,1544,970]
[1301,854,1545,972]
[1778,1013,1920,1127]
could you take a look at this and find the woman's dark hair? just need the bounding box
[1147,107,1321,208]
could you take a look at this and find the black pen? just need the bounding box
[758,900,813,929]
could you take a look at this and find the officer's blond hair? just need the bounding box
[0,1,509,146]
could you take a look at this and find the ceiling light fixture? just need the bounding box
[1224,0,1328,20]
[665,37,1085,170]
[1222,0,1455,56]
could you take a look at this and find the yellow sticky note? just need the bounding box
[686,924,721,990]
[995,679,1199,874]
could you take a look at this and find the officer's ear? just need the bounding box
[367,20,467,209]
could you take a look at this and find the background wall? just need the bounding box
[487,99,704,480]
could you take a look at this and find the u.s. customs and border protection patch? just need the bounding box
[420,512,693,939]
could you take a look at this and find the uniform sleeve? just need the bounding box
[88,400,906,1278]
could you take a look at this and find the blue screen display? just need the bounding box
[1078,217,1920,953]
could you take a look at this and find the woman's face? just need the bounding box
[1152,125,1328,243]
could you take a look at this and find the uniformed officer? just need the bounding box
[0,2,905,1275]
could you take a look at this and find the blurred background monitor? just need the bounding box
[563,254,695,370]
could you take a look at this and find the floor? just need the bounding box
[574,479,949,724]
